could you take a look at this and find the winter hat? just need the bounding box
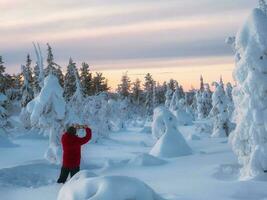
[67,126,77,135]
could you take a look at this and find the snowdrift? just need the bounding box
[58,175,164,200]
[230,7,267,178]
[0,161,58,188]
[150,106,192,158]
[128,153,167,166]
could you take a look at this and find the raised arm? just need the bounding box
[75,127,92,145]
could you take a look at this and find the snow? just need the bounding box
[128,153,167,166]
[1,125,267,200]
[0,134,17,148]
[230,7,267,179]
[150,106,192,158]
[58,175,164,200]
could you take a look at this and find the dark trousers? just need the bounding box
[57,166,80,183]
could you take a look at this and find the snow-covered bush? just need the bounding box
[210,83,230,137]
[26,74,66,164]
[150,106,192,157]
[58,175,164,200]
[229,4,267,179]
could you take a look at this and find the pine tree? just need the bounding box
[168,79,176,91]
[80,62,93,96]
[132,78,142,105]
[45,43,64,86]
[117,72,131,98]
[33,64,41,96]
[46,43,57,75]
[21,65,34,107]
[0,56,6,93]
[64,58,77,101]
[200,75,204,92]
[92,72,109,94]
[25,54,34,86]
[165,84,173,108]
[144,73,154,115]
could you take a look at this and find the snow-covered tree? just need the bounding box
[259,0,267,14]
[21,65,34,107]
[229,5,267,178]
[0,56,6,93]
[117,72,131,98]
[45,43,64,86]
[195,83,212,119]
[209,83,230,137]
[168,79,176,92]
[225,82,234,119]
[65,67,84,126]
[144,73,154,116]
[64,58,77,101]
[164,84,173,108]
[80,62,93,96]
[169,82,183,110]
[33,64,41,96]
[150,106,192,157]
[202,83,212,116]
[46,43,57,76]
[200,75,204,92]
[82,92,111,140]
[92,72,109,94]
[0,93,8,128]
[26,74,66,164]
[132,78,142,105]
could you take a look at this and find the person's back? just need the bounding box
[57,125,92,183]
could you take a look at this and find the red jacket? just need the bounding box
[61,127,92,169]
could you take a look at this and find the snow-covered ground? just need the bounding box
[1,125,267,200]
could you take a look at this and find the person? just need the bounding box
[57,124,92,183]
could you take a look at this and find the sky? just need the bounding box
[1,0,256,90]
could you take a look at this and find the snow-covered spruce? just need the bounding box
[209,82,231,137]
[26,74,66,164]
[229,3,267,179]
[57,174,164,200]
[196,83,212,120]
[150,106,192,157]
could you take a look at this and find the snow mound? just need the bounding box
[0,161,58,188]
[57,175,164,200]
[128,153,167,166]
[150,106,192,158]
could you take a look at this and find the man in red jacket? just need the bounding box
[57,124,92,183]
